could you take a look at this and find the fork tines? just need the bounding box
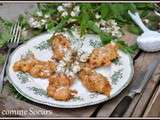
[10,21,21,45]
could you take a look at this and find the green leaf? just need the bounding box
[140,10,149,17]
[0,18,12,47]
[100,33,112,44]
[46,20,57,32]
[52,17,69,33]
[18,15,29,28]
[0,31,11,47]
[100,4,110,19]
[114,39,139,54]
[0,54,5,65]
[105,4,137,24]
[37,3,59,15]
[0,33,11,47]
[87,20,112,44]
[127,24,142,35]
[80,3,92,11]
[79,4,92,36]
[87,20,101,34]
[135,3,155,10]
[79,11,90,36]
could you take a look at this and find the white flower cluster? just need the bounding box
[105,19,122,38]
[95,13,122,38]
[63,49,72,62]
[65,60,81,78]
[56,60,66,73]
[57,3,80,17]
[71,61,81,74]
[56,49,81,78]
[63,3,73,8]
[95,12,101,19]
[77,50,91,62]
[70,38,82,52]
[28,11,49,29]
[77,44,94,62]
[55,35,97,78]
[143,19,149,24]
[70,6,80,17]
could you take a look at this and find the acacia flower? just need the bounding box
[70,5,80,17]
[57,5,65,12]
[63,3,73,8]
[44,14,50,18]
[143,19,149,24]
[98,19,122,38]
[28,17,47,29]
[95,13,101,19]
[61,11,68,17]
[36,11,43,17]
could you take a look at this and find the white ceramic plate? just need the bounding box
[7,32,134,108]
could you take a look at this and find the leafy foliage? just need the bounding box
[51,16,69,33]
[18,15,30,29]
[87,20,112,44]
[0,3,158,55]
[127,24,142,35]
[0,18,12,47]
[0,54,5,65]
[37,3,60,15]
[114,39,139,54]
[79,4,92,36]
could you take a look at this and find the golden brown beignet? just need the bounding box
[47,73,77,101]
[79,67,111,96]
[87,43,118,69]
[51,34,71,61]
[13,55,56,78]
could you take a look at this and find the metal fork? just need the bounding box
[0,21,21,93]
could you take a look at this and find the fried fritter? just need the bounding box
[51,34,71,61]
[79,67,111,96]
[47,73,77,101]
[13,54,38,73]
[30,61,56,78]
[13,55,56,78]
[87,43,118,69]
[13,33,118,101]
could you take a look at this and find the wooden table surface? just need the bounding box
[0,3,160,118]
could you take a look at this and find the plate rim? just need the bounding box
[6,32,134,108]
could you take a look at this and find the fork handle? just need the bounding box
[0,48,12,93]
